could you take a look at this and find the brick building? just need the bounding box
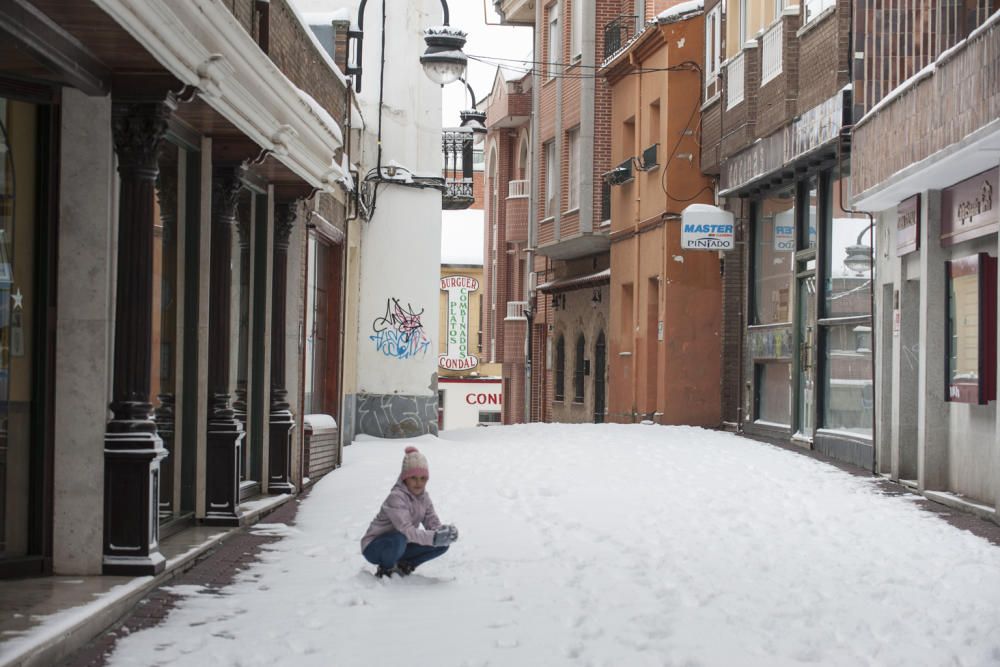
[700,0,874,466]
[484,67,534,423]
[850,3,1000,522]
[600,6,723,426]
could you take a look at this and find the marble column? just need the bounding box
[204,166,246,525]
[267,202,297,494]
[103,99,173,576]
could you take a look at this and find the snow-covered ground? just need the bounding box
[107,425,1000,666]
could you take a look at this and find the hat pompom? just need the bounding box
[400,446,429,481]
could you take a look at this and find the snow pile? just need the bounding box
[105,425,1000,666]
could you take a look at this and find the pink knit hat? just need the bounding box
[399,446,429,481]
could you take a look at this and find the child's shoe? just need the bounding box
[375,565,396,578]
[396,561,415,576]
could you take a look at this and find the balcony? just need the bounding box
[603,15,639,61]
[493,0,535,26]
[725,51,746,110]
[442,127,475,210]
[508,179,529,198]
[760,21,783,86]
[506,301,528,319]
[506,180,529,242]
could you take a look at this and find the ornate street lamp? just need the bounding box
[347,0,467,93]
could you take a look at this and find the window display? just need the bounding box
[946,253,997,404]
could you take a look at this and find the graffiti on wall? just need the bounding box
[370,298,432,360]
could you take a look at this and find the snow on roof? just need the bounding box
[441,209,484,265]
[657,0,705,22]
[285,0,348,86]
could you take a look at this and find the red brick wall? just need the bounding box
[755,12,801,139]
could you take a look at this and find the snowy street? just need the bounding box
[105,425,1000,666]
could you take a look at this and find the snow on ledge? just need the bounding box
[657,0,704,22]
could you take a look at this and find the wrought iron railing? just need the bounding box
[603,15,638,61]
[442,127,475,210]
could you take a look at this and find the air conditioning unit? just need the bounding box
[639,143,658,171]
[604,158,634,186]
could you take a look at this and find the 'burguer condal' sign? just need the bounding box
[439,275,479,371]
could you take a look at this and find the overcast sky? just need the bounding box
[440,1,533,126]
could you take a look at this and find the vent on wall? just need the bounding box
[639,143,658,171]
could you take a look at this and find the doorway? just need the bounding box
[594,332,606,423]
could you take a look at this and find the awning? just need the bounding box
[536,268,610,294]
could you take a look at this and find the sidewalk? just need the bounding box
[0,494,301,667]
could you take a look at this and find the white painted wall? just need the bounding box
[354,0,443,398]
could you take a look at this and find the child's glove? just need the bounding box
[446,524,459,543]
[433,527,454,547]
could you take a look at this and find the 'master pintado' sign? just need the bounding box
[440,275,480,370]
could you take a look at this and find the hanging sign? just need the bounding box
[439,275,479,371]
[896,194,920,255]
[681,204,735,250]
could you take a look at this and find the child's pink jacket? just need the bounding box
[361,481,443,550]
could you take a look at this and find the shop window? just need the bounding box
[0,97,41,562]
[824,179,873,318]
[555,335,565,401]
[752,188,795,324]
[755,362,792,425]
[574,334,585,402]
[946,253,997,404]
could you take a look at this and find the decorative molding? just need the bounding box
[91,0,345,189]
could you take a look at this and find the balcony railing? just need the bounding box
[506,301,528,319]
[603,15,638,61]
[760,21,782,86]
[443,179,474,209]
[508,179,529,198]
[442,127,474,210]
[726,51,746,110]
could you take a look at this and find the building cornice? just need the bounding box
[93,0,345,190]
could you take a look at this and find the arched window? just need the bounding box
[574,334,586,402]
[554,335,565,401]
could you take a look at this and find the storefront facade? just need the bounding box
[702,0,874,466]
[851,8,1000,520]
[0,0,349,577]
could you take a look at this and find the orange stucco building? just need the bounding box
[601,7,722,425]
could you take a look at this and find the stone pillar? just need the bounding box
[103,99,173,576]
[267,202,297,494]
[204,166,246,525]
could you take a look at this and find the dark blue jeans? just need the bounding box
[362,530,448,570]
